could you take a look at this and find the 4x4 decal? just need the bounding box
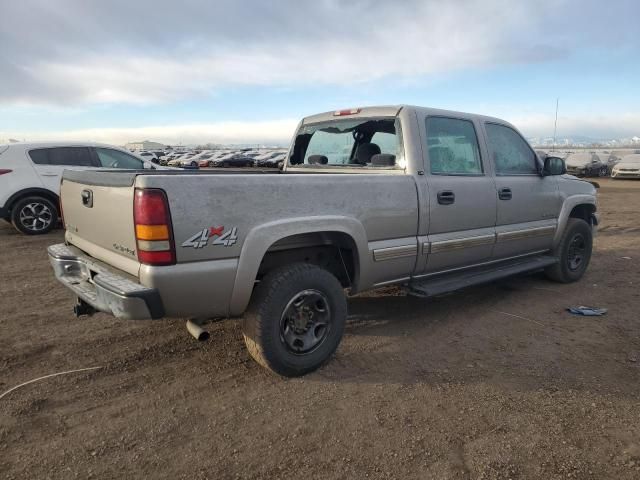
[182,225,238,248]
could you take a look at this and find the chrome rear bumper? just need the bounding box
[48,243,164,320]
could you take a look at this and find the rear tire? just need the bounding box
[545,218,592,283]
[242,263,347,377]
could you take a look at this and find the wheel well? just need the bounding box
[7,189,59,215]
[569,204,596,223]
[257,232,359,288]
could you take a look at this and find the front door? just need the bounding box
[483,123,560,259]
[421,116,497,274]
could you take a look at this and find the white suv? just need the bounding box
[0,142,160,235]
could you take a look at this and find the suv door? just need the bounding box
[483,123,561,259]
[28,146,96,193]
[420,116,498,274]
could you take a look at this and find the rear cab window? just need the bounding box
[288,117,404,170]
[425,117,483,175]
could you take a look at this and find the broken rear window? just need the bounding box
[289,118,403,169]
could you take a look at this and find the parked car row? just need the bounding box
[144,148,288,169]
[546,152,640,178]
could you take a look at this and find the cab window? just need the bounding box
[426,117,482,175]
[289,118,402,168]
[485,123,538,175]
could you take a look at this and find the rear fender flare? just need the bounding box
[228,216,368,316]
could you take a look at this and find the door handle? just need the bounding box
[40,172,58,177]
[498,188,512,200]
[437,190,455,205]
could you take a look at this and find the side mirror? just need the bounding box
[543,156,566,176]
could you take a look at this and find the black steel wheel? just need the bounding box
[545,218,592,283]
[242,263,347,377]
[280,289,331,355]
[567,232,587,271]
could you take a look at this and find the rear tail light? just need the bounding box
[134,188,176,266]
[0,169,12,175]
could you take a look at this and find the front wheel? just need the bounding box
[545,218,593,283]
[242,263,347,377]
[11,196,58,235]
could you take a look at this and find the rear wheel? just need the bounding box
[208,161,215,167]
[598,165,609,177]
[11,196,58,235]
[545,218,592,283]
[242,263,347,377]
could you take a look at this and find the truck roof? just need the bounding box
[301,104,513,129]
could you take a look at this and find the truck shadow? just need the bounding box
[314,271,637,398]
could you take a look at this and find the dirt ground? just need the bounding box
[1,178,639,479]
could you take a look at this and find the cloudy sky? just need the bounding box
[1,0,638,145]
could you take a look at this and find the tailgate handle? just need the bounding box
[81,189,93,208]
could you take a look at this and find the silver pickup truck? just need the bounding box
[49,105,597,376]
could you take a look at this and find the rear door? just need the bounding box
[28,147,96,193]
[483,123,560,259]
[421,116,498,274]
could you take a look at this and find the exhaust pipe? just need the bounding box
[186,319,210,341]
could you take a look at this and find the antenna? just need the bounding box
[552,98,559,152]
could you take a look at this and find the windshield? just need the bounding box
[289,117,403,169]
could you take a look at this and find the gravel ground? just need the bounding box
[1,178,639,479]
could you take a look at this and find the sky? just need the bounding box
[0,0,638,145]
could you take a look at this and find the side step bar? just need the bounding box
[407,255,558,298]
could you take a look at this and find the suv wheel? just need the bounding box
[11,196,58,235]
[545,218,592,283]
[242,263,347,377]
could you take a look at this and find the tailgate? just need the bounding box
[61,170,141,276]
